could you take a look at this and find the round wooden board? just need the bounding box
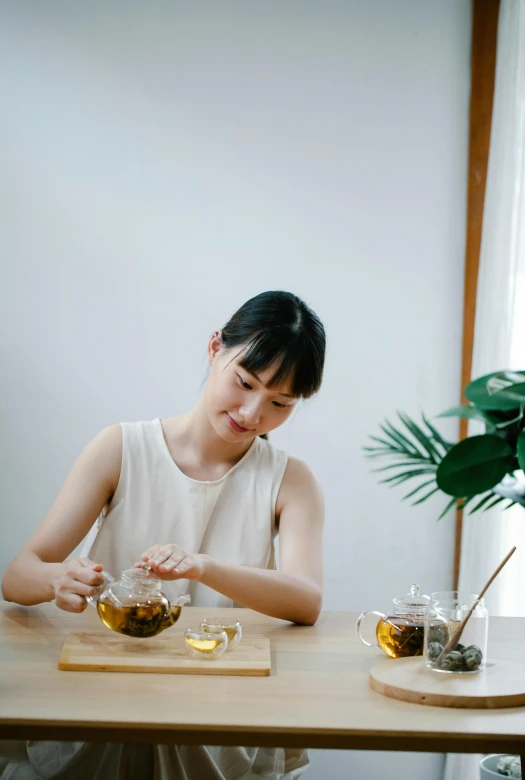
[369,657,525,709]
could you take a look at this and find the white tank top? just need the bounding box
[73,419,309,780]
[81,419,286,597]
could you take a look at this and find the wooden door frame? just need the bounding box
[453,0,501,589]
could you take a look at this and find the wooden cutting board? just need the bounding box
[370,656,525,708]
[58,631,271,676]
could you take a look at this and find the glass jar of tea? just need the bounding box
[86,567,191,639]
[356,584,430,658]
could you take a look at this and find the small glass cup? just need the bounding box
[184,628,228,660]
[424,591,488,673]
[201,617,242,650]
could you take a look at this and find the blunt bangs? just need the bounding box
[235,329,323,399]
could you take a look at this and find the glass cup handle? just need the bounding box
[356,610,387,648]
[86,570,116,608]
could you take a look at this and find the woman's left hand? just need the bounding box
[135,544,206,581]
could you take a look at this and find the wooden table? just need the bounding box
[1,602,525,754]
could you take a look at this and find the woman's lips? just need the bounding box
[227,413,251,433]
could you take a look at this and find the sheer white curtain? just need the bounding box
[458,0,525,620]
[445,1,525,778]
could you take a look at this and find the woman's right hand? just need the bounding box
[53,558,105,613]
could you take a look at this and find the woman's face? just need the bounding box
[205,335,298,442]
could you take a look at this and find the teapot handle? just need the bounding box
[86,570,116,608]
[355,610,387,648]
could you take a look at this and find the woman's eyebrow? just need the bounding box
[248,369,294,398]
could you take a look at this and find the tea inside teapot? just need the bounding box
[375,614,424,658]
[356,584,429,658]
[87,567,190,638]
[97,600,181,638]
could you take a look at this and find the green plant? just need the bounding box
[365,370,525,519]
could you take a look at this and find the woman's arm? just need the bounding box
[1,425,121,609]
[140,457,325,625]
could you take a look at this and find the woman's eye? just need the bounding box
[272,401,287,409]
[238,375,252,390]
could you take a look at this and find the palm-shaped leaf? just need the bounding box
[364,412,525,519]
[364,413,452,517]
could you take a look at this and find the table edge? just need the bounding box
[1,721,524,753]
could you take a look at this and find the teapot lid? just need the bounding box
[121,566,162,591]
[393,584,429,616]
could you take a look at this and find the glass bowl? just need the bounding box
[184,628,228,660]
[201,617,242,650]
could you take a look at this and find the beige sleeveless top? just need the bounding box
[72,419,309,780]
[81,419,285,603]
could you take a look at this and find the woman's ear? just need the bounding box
[207,331,223,365]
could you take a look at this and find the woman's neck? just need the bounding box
[162,399,255,479]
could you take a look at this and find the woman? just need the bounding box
[2,290,326,780]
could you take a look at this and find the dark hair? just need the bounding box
[220,291,325,399]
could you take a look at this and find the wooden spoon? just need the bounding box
[435,546,516,667]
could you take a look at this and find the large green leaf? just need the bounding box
[465,371,525,410]
[436,405,500,426]
[436,434,515,496]
[518,431,525,473]
[486,371,525,403]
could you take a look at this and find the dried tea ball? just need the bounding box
[427,642,443,661]
[463,646,483,671]
[455,643,466,654]
[509,763,522,779]
[440,651,464,671]
[496,755,521,778]
[465,644,482,655]
[427,626,449,645]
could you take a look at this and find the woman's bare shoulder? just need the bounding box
[276,456,323,516]
[86,424,122,470]
[283,456,320,486]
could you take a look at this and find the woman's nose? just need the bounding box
[240,399,263,425]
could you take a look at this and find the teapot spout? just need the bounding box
[161,594,191,630]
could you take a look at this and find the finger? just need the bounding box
[68,581,100,598]
[72,567,105,587]
[77,558,104,571]
[149,549,173,566]
[158,555,185,572]
[144,560,162,573]
[56,593,87,613]
[141,546,160,561]
[163,556,191,576]
[173,556,193,575]
[73,560,105,584]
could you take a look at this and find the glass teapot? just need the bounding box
[87,566,191,639]
[356,584,429,658]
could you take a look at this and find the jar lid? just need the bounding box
[393,584,430,616]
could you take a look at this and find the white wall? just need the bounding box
[0,1,471,778]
